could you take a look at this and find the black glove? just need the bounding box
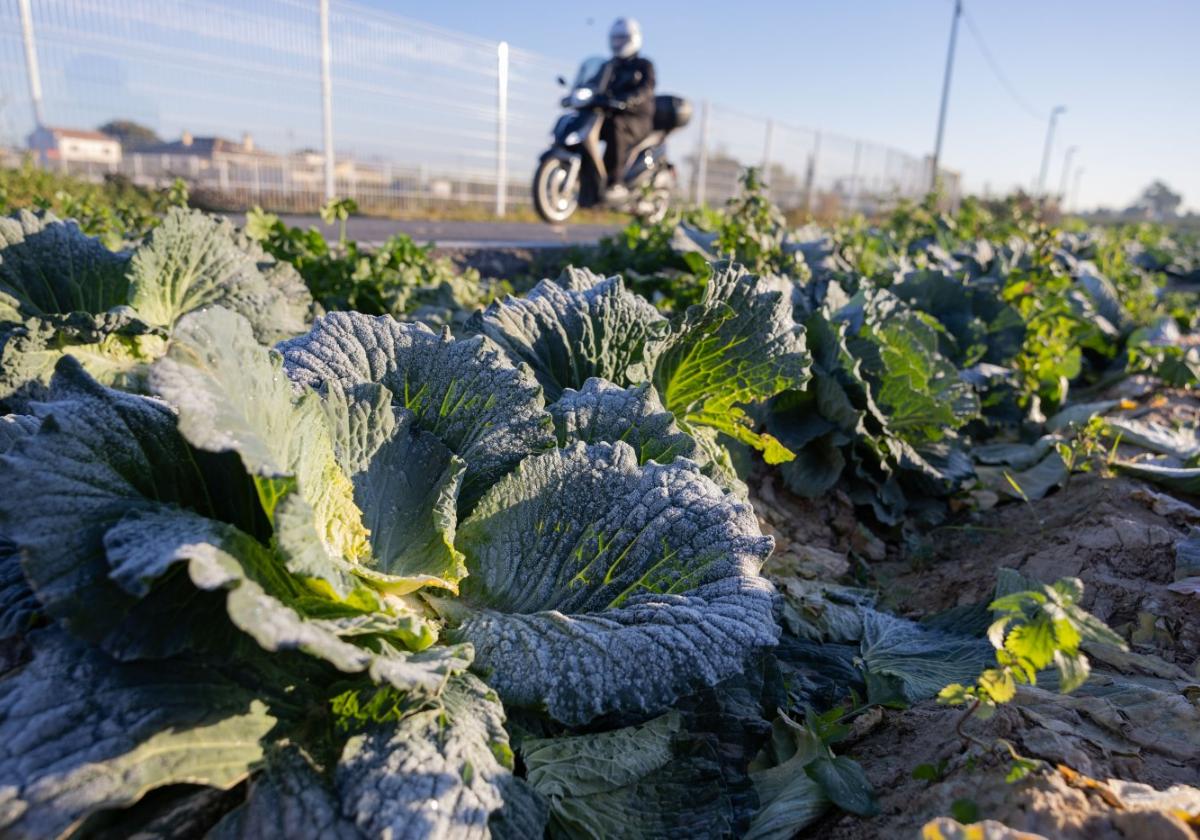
[593,94,625,111]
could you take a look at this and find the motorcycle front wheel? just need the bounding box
[532,156,579,224]
[635,166,675,225]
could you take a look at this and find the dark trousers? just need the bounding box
[601,113,652,186]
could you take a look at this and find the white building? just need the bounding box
[27,126,122,169]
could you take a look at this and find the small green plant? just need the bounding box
[713,167,807,278]
[938,577,1127,781]
[949,798,980,824]
[911,759,949,784]
[318,196,358,245]
[0,160,182,247]
[1055,415,1116,478]
[244,203,505,322]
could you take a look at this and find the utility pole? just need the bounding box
[319,0,335,202]
[1036,105,1065,196]
[1056,145,1077,203]
[18,0,45,128]
[1068,166,1085,212]
[930,0,962,192]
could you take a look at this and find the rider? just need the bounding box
[598,17,655,201]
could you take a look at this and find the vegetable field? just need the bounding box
[1,170,1198,839]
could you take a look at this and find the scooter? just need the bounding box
[532,56,691,225]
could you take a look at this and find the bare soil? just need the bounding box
[746,463,1200,839]
[879,473,1199,675]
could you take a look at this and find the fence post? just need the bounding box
[18,0,45,127]
[761,118,774,176]
[319,0,335,203]
[849,140,862,214]
[495,41,509,218]
[804,131,820,215]
[694,99,710,206]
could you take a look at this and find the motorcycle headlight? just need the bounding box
[564,130,583,145]
[568,88,593,108]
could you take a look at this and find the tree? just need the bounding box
[97,119,161,151]
[1135,180,1182,220]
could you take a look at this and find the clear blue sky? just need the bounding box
[371,0,1200,211]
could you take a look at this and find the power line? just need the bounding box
[959,5,1045,121]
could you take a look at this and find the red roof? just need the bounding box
[45,127,116,142]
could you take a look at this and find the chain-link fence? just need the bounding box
[0,0,958,217]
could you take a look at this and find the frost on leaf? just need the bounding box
[467,266,669,400]
[320,381,469,594]
[0,629,275,840]
[0,210,129,320]
[0,357,247,652]
[548,377,697,465]
[209,747,363,840]
[277,310,553,503]
[151,307,369,592]
[0,208,310,412]
[451,441,778,725]
[128,207,311,343]
[336,674,513,839]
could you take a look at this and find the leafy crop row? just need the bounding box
[0,172,1197,838]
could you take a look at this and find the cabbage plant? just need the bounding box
[765,286,978,525]
[0,208,313,411]
[468,264,812,476]
[0,305,779,837]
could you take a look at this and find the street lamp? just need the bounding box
[1068,166,1085,213]
[1036,105,1066,197]
[1057,145,1078,204]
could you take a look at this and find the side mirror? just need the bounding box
[556,75,567,87]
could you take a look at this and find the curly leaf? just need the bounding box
[150,307,368,591]
[524,711,741,839]
[0,210,129,319]
[0,358,258,654]
[648,264,810,463]
[0,310,162,411]
[336,674,512,839]
[859,610,994,705]
[0,629,274,840]
[468,266,669,399]
[548,378,697,464]
[102,507,465,692]
[844,289,979,445]
[128,208,310,342]
[318,381,468,593]
[209,747,363,840]
[451,441,778,725]
[278,311,554,505]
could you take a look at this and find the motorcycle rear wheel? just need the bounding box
[532,157,579,224]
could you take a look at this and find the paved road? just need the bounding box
[266,214,620,249]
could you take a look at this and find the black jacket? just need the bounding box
[605,55,655,119]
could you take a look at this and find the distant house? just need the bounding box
[27,126,122,168]
[141,130,265,164]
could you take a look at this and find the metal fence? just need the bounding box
[0,0,957,217]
